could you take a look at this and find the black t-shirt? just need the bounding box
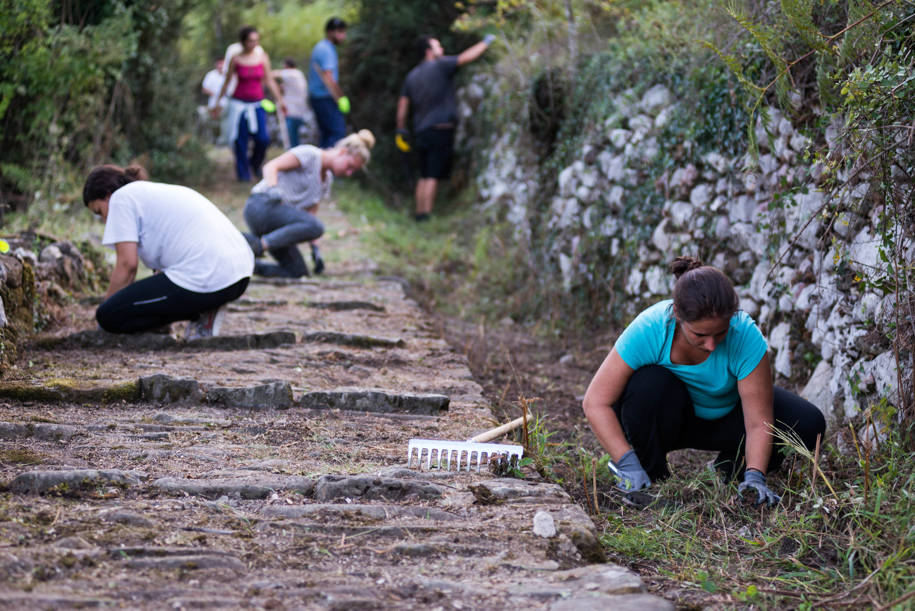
[400,56,459,132]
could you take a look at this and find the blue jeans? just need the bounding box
[286,116,304,148]
[234,104,270,181]
[309,96,345,148]
[244,191,324,278]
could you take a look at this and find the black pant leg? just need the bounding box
[612,365,693,480]
[683,386,827,476]
[96,276,249,333]
[769,387,827,471]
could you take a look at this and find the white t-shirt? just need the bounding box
[103,181,254,293]
[278,68,308,118]
[202,68,226,108]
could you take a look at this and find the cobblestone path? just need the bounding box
[0,199,672,610]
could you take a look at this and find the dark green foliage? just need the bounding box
[0,0,206,213]
[529,67,568,153]
[343,0,476,193]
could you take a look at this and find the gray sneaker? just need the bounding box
[185,307,226,340]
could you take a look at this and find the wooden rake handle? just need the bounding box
[469,416,527,443]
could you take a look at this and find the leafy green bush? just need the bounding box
[1,0,209,217]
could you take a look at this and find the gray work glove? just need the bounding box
[738,469,781,507]
[611,450,652,492]
[265,185,282,201]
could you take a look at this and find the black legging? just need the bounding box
[612,365,826,480]
[96,274,249,334]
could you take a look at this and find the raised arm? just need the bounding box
[582,347,635,461]
[456,36,493,67]
[105,242,138,299]
[736,353,775,474]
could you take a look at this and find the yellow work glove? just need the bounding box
[337,96,350,114]
[395,129,411,153]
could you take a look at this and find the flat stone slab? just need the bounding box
[550,593,675,611]
[151,475,315,499]
[470,478,572,504]
[109,547,246,571]
[0,380,138,404]
[261,503,455,522]
[301,331,405,349]
[313,475,445,502]
[184,331,296,350]
[138,374,200,403]
[100,509,155,528]
[7,469,142,494]
[34,329,295,351]
[307,300,385,312]
[0,422,80,441]
[205,381,293,409]
[34,329,178,350]
[0,594,115,607]
[549,564,645,595]
[298,389,449,414]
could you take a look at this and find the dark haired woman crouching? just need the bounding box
[83,164,253,339]
[582,256,826,506]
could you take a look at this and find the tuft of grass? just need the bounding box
[0,448,45,465]
[587,418,915,608]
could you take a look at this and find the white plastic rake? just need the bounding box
[407,416,525,472]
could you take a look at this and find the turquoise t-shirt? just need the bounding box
[614,300,768,420]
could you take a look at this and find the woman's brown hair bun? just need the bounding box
[82,163,149,205]
[670,256,703,280]
[670,256,739,322]
[124,165,149,181]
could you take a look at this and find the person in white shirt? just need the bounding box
[201,58,226,109]
[83,164,254,339]
[277,58,308,148]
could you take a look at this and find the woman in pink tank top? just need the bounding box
[213,26,286,181]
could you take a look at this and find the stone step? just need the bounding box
[300,331,406,348]
[6,468,143,494]
[298,388,449,414]
[151,475,315,499]
[33,329,297,351]
[306,300,385,312]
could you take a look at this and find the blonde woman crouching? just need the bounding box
[242,129,375,277]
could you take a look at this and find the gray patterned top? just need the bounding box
[252,145,332,210]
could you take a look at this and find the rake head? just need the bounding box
[407,439,524,472]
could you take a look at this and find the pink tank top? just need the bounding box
[233,63,265,102]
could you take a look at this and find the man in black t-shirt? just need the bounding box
[396,34,494,221]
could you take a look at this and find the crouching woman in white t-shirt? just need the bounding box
[83,164,254,339]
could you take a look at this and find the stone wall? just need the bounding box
[464,81,912,427]
[0,236,97,372]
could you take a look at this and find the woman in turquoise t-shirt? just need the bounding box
[582,256,825,506]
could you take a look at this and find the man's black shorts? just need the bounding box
[414,128,454,179]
